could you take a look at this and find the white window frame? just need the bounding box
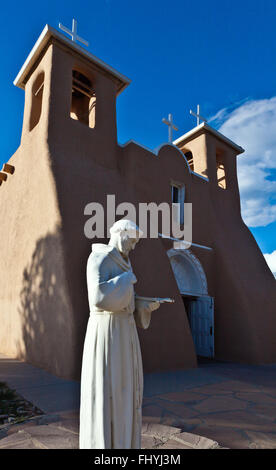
[171,181,185,225]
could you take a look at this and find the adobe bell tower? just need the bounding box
[174,123,244,189]
[14,24,130,169]
[173,122,245,212]
[0,24,132,379]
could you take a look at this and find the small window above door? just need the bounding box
[171,182,185,224]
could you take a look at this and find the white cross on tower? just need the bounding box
[59,19,89,47]
[190,105,207,126]
[162,113,179,143]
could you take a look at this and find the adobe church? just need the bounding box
[0,24,275,380]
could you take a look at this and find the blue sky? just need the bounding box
[0,0,275,272]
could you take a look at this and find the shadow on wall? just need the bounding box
[16,230,76,379]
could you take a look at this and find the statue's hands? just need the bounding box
[148,301,160,312]
[135,298,160,314]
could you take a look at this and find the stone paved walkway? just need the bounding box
[0,412,219,449]
[1,354,276,449]
[143,361,276,449]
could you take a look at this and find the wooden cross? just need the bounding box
[190,105,207,126]
[59,19,89,47]
[162,113,179,143]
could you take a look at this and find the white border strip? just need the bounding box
[14,24,131,95]
[173,122,244,154]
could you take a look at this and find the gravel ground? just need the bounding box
[0,381,44,427]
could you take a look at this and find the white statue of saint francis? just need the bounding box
[79,219,165,449]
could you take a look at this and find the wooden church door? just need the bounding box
[188,296,214,358]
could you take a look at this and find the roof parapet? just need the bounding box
[173,122,244,155]
[14,24,131,95]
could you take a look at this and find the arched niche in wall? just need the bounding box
[167,248,208,296]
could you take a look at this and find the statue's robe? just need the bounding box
[79,243,151,449]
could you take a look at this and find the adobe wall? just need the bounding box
[0,45,78,378]
[176,131,276,363]
[39,43,199,378]
[0,42,199,379]
[45,119,199,377]
[0,132,78,378]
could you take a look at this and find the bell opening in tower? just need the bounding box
[29,72,44,131]
[216,148,227,189]
[70,70,96,128]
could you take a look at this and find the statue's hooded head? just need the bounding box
[109,219,143,259]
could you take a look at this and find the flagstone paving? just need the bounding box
[0,412,219,449]
[142,362,276,449]
[0,354,276,449]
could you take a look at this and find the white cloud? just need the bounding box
[264,250,276,277]
[210,97,276,227]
